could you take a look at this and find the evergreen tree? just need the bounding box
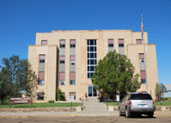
[92,50,141,100]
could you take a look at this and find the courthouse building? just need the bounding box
[28,30,158,102]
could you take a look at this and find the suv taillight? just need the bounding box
[129,101,132,106]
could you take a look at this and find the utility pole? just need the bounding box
[141,14,148,92]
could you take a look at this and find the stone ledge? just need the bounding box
[0,107,76,112]
[107,106,171,112]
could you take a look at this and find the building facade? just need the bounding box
[28,30,158,102]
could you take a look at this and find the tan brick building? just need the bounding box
[28,30,158,102]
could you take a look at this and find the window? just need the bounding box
[59,81,65,85]
[59,56,65,64]
[60,39,65,48]
[87,53,97,58]
[70,39,76,48]
[108,39,114,47]
[70,55,75,61]
[87,39,97,78]
[140,70,146,83]
[130,94,152,100]
[87,47,97,52]
[70,72,75,85]
[139,53,144,59]
[70,55,76,65]
[87,39,96,45]
[141,79,146,83]
[136,39,142,44]
[69,92,76,100]
[39,54,45,63]
[88,60,97,65]
[139,53,144,63]
[118,39,124,47]
[59,72,65,81]
[87,73,94,78]
[70,61,75,65]
[37,92,44,100]
[109,44,114,47]
[41,40,47,45]
[87,66,96,71]
[38,71,44,85]
[70,80,75,85]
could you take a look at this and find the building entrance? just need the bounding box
[88,85,97,97]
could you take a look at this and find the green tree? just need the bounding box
[160,83,167,97]
[0,68,12,103]
[19,60,38,98]
[0,55,37,103]
[155,83,160,101]
[92,50,141,100]
[155,83,167,101]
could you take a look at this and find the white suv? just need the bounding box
[119,92,155,118]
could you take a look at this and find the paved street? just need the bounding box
[0,116,171,123]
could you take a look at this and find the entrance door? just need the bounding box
[88,85,97,97]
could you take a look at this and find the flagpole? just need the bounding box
[141,14,148,93]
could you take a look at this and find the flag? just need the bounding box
[141,15,144,32]
[141,21,144,32]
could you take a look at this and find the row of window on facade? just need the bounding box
[38,54,45,85]
[41,39,143,47]
[38,72,76,86]
[37,92,76,100]
[59,72,76,85]
[108,39,143,48]
[59,55,76,65]
[41,39,76,48]
[37,53,76,85]
[139,53,146,83]
[87,39,97,78]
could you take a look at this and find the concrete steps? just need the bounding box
[81,98,114,115]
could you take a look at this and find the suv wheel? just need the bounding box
[125,108,131,118]
[148,112,154,118]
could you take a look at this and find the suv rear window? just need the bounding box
[130,94,152,100]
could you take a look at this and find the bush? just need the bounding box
[161,97,168,101]
[48,100,55,103]
[56,88,65,101]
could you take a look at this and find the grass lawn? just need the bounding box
[0,102,82,108]
[105,102,119,106]
[155,97,171,106]
[155,102,171,106]
[105,101,171,106]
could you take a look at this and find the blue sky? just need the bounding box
[0,0,171,84]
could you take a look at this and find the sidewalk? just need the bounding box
[155,111,171,116]
[0,111,171,118]
[0,111,119,118]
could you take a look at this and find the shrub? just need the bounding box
[48,100,55,103]
[161,97,168,101]
[56,88,65,101]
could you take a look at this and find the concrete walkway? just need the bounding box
[81,98,117,116]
